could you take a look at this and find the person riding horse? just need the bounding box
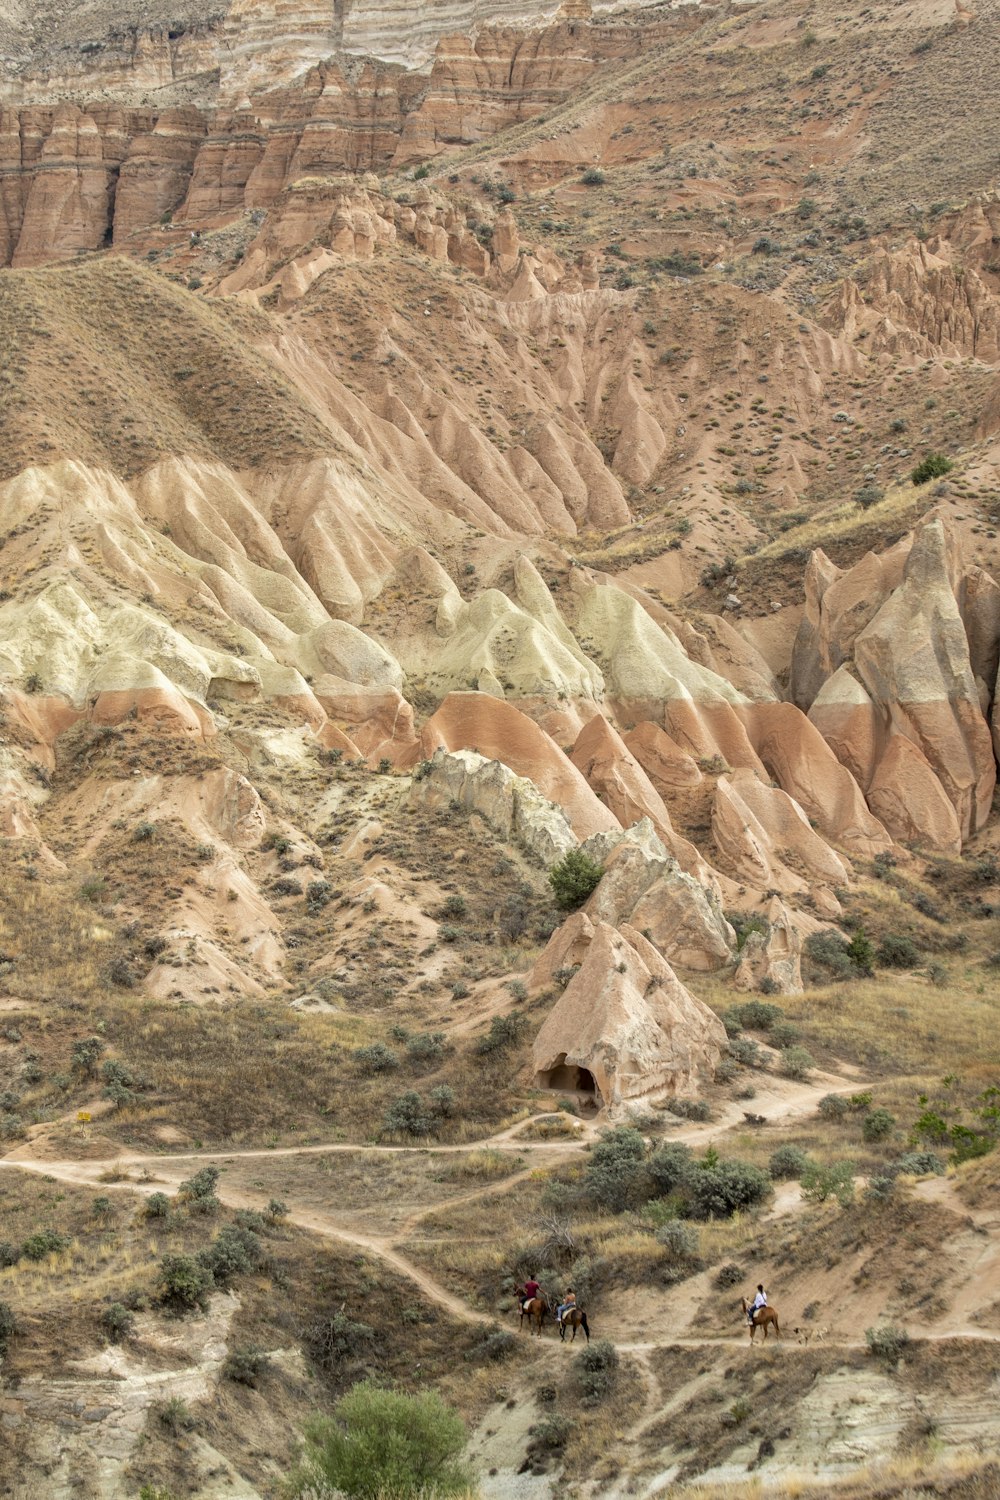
[519,1275,542,1312]
[556,1287,576,1327]
[748,1283,768,1327]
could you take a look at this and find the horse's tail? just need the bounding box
[581,1311,590,1341]
[773,1313,780,1338]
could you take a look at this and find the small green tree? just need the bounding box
[585,1126,647,1212]
[911,452,953,485]
[549,850,604,910]
[289,1379,470,1498]
[801,1159,855,1207]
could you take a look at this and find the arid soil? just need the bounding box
[2,0,1000,1495]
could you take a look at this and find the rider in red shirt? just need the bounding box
[521,1276,540,1309]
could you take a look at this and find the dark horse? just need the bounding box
[559,1307,590,1343]
[519,1295,549,1337]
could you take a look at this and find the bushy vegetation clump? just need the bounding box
[548,850,604,910]
[289,1379,470,1498]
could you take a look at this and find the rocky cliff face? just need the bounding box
[0,14,640,267]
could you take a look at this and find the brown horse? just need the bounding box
[519,1295,549,1337]
[558,1307,590,1343]
[741,1297,780,1341]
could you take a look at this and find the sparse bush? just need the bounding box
[896,1150,945,1176]
[72,1036,105,1076]
[407,1031,446,1064]
[476,1012,526,1055]
[22,1229,69,1260]
[769,1145,810,1180]
[289,1379,470,1498]
[865,1174,897,1204]
[877,933,920,969]
[855,484,883,510]
[158,1396,194,1435]
[769,1021,800,1048]
[714,1262,744,1289]
[429,1085,456,1119]
[158,1254,213,1314]
[200,1224,263,1284]
[145,1192,171,1219]
[102,1303,135,1342]
[805,930,859,980]
[472,1327,516,1362]
[863,1108,896,1142]
[383,1090,433,1137]
[133,821,156,842]
[866,1323,910,1366]
[581,167,606,185]
[577,1338,619,1402]
[179,1166,221,1214]
[801,1160,855,1206]
[267,1198,288,1221]
[846,927,876,974]
[0,1242,20,1268]
[0,1301,16,1350]
[354,1042,399,1075]
[780,1046,814,1081]
[223,1344,269,1386]
[669,1098,710,1122]
[655,1221,699,1258]
[305,1311,375,1373]
[728,1036,762,1067]
[726,999,784,1031]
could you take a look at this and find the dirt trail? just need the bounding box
[3,1071,997,1356]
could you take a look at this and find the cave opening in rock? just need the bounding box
[536,1055,599,1104]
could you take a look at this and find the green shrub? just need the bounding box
[911,453,953,485]
[724,998,783,1031]
[581,167,606,185]
[383,1091,433,1137]
[289,1379,470,1498]
[101,1303,135,1342]
[354,1042,399,1075]
[801,1160,855,1206]
[780,1046,814,1080]
[0,1242,20,1268]
[576,1338,619,1402]
[407,1031,446,1064]
[179,1166,221,1214]
[471,1327,516,1363]
[22,1229,70,1261]
[728,1036,762,1067]
[714,1262,744,1289]
[159,1254,213,1314]
[200,1225,263,1284]
[896,1150,944,1176]
[877,933,920,969]
[866,1323,910,1366]
[305,1311,375,1374]
[684,1160,771,1220]
[647,1142,693,1195]
[585,1127,646,1212]
[549,850,604,910]
[769,1145,810,1180]
[72,1036,105,1076]
[862,1108,896,1142]
[655,1221,699,1259]
[223,1344,269,1387]
[669,1098,710,1122]
[476,1012,526,1055]
[0,1301,16,1350]
[145,1192,171,1218]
